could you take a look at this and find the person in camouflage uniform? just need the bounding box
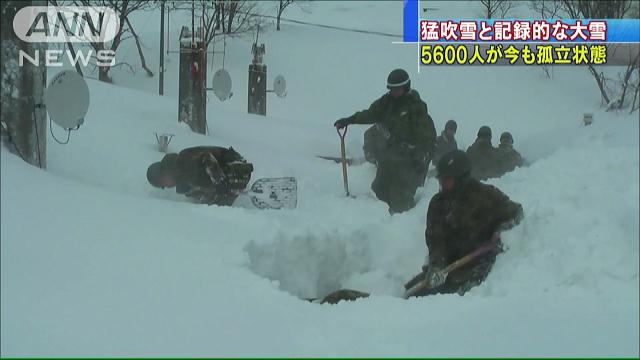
[466,125,498,181]
[334,69,437,214]
[495,132,524,176]
[147,146,253,206]
[432,119,458,166]
[410,150,523,297]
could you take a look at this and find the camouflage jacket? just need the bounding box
[350,89,436,157]
[425,177,523,269]
[495,144,524,175]
[433,131,458,165]
[466,139,498,180]
[174,146,253,205]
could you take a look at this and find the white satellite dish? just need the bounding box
[212,69,232,101]
[273,75,287,98]
[45,70,89,129]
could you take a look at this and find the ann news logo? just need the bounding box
[13,6,120,67]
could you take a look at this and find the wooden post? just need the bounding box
[248,64,267,116]
[177,26,207,134]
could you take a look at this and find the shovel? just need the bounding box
[337,126,351,197]
[403,239,499,299]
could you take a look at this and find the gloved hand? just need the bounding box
[334,116,353,129]
[425,266,447,288]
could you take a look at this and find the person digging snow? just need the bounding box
[319,151,522,305]
[407,150,523,297]
[432,119,458,166]
[334,68,437,214]
[494,131,524,177]
[466,125,499,181]
[146,146,253,206]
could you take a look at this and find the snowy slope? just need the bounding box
[2,1,639,356]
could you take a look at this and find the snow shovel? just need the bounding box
[337,126,351,197]
[403,240,499,299]
[306,240,499,305]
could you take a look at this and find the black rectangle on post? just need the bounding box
[248,64,267,116]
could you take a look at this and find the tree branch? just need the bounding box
[124,16,154,77]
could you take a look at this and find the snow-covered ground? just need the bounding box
[2,1,639,356]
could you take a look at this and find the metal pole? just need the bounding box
[222,36,226,69]
[159,0,165,95]
[191,0,195,45]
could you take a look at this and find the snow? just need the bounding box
[2,1,639,357]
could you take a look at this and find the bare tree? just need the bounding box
[67,0,154,83]
[479,0,514,18]
[276,0,293,31]
[557,0,639,111]
[529,0,563,17]
[559,0,633,19]
[169,1,263,51]
[124,15,154,77]
[49,0,84,76]
[275,0,312,31]
[529,1,563,79]
[219,1,262,36]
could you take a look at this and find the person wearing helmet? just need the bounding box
[333,68,437,214]
[432,119,458,166]
[495,131,524,176]
[147,146,253,206]
[466,125,498,180]
[406,150,523,297]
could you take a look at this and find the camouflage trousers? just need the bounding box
[372,157,426,214]
[364,126,429,213]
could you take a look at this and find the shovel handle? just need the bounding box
[336,126,348,140]
[336,126,350,196]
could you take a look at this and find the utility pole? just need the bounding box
[248,26,266,116]
[159,0,165,95]
[191,0,195,45]
[0,0,47,168]
[166,4,170,54]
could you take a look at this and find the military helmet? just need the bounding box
[445,119,457,132]
[437,150,471,178]
[477,125,492,140]
[147,162,166,188]
[159,153,178,169]
[147,153,178,188]
[387,68,411,90]
[500,131,514,145]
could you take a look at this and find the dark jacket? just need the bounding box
[466,139,498,180]
[350,89,436,158]
[495,144,524,175]
[425,177,523,292]
[173,146,253,205]
[433,131,458,165]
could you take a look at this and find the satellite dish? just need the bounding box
[45,70,89,129]
[273,75,287,98]
[212,69,232,101]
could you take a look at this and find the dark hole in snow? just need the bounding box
[244,231,375,301]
